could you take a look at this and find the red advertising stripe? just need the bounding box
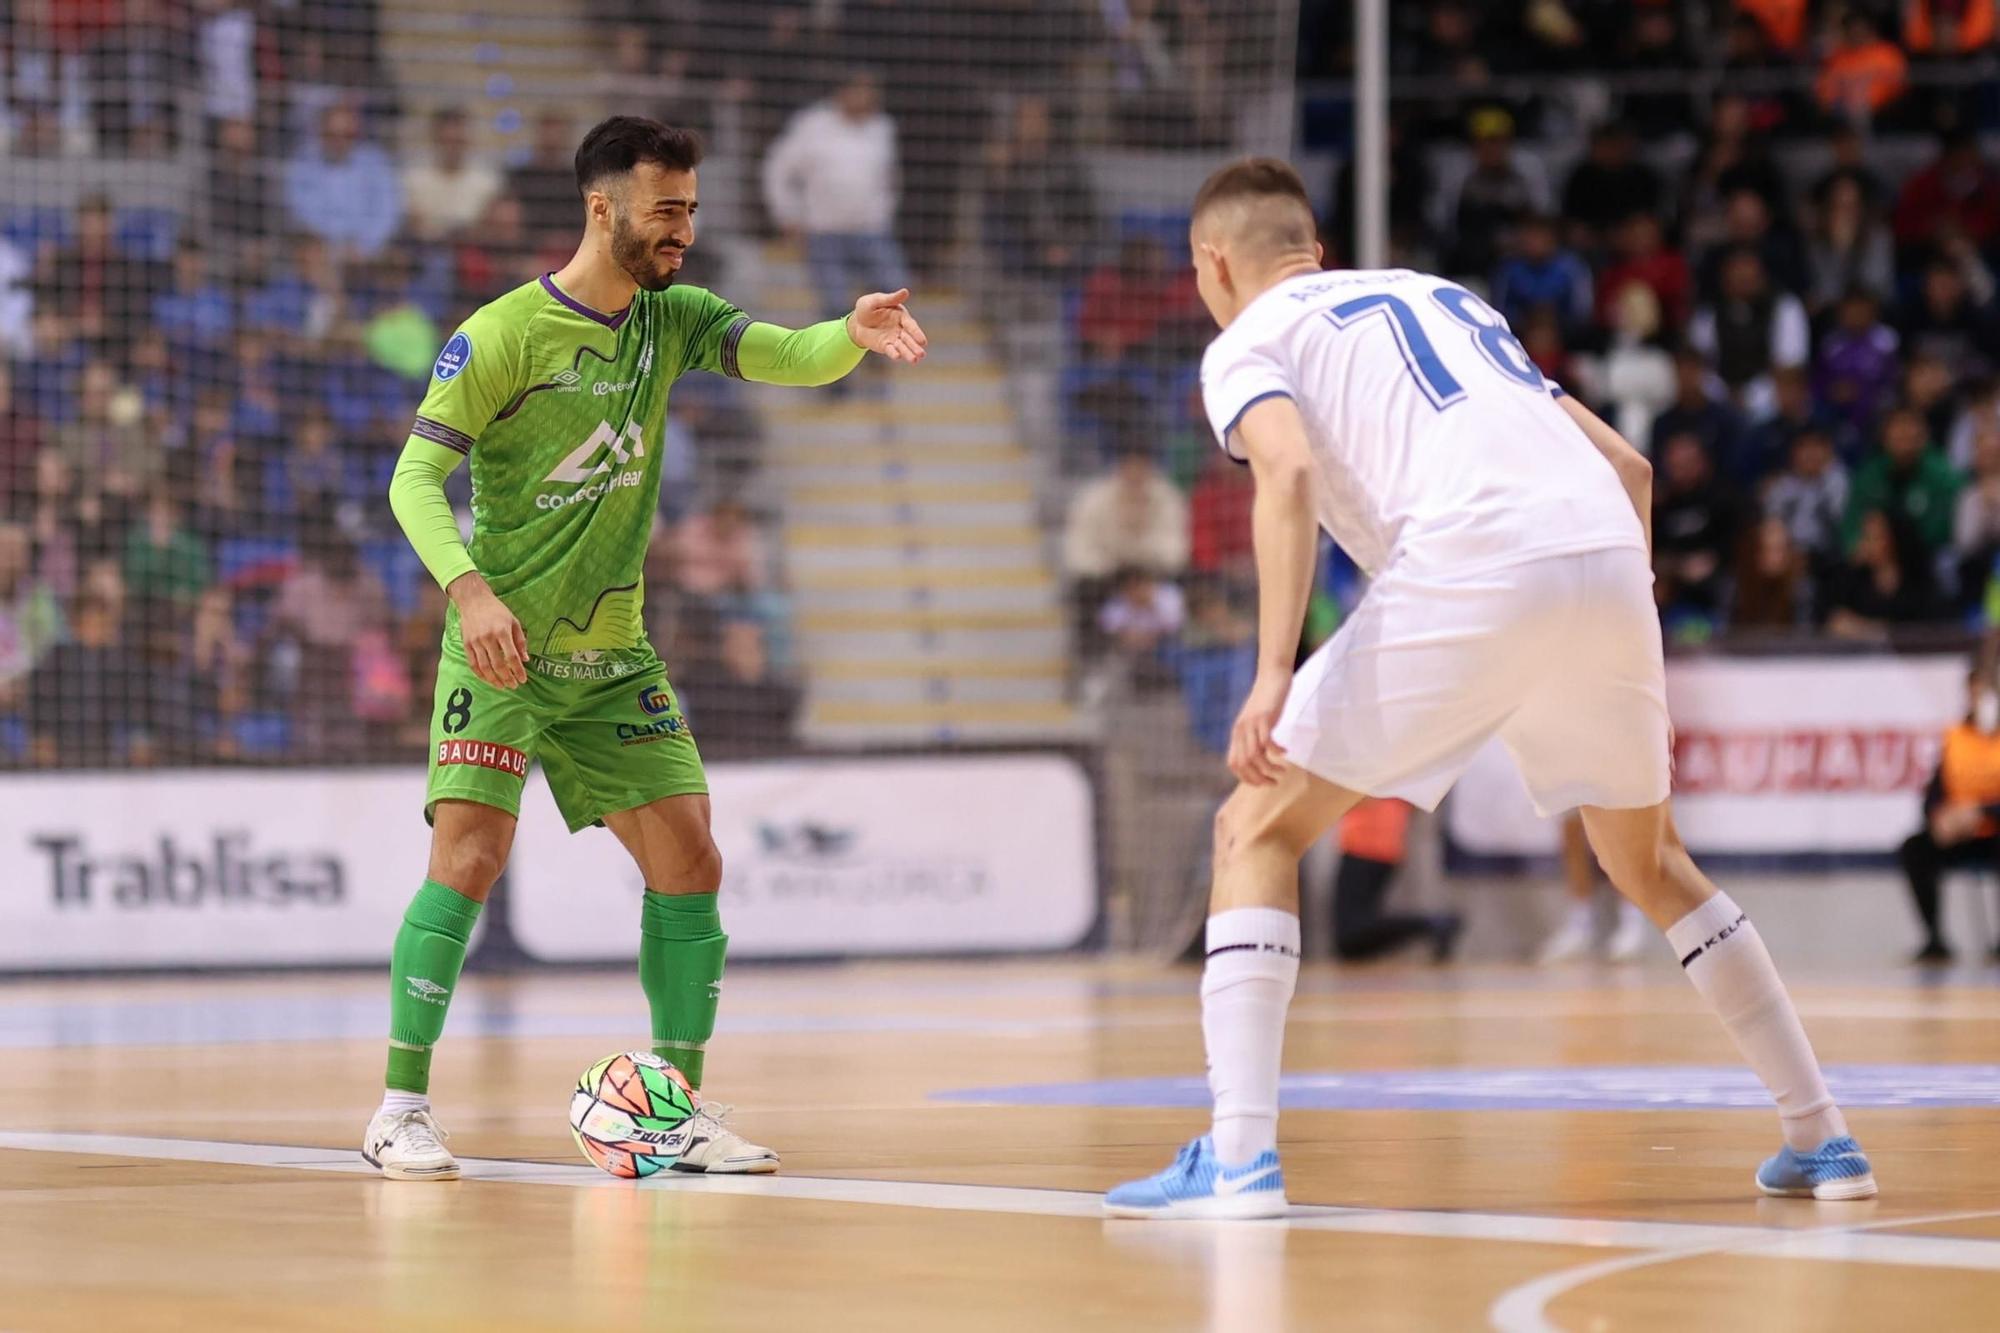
[435,740,529,779]
[1672,729,1940,795]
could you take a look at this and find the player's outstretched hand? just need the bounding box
[1227,673,1292,787]
[846,290,928,363]
[449,572,529,690]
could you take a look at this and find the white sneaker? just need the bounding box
[671,1102,779,1174]
[1606,905,1651,963]
[1536,919,1596,965]
[362,1107,460,1181]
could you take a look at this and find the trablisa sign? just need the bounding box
[0,768,433,969]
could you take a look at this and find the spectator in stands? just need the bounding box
[1741,366,1843,487]
[0,521,64,724]
[1954,426,2000,612]
[1907,351,1966,451]
[1492,215,1592,340]
[1166,575,1253,754]
[1330,117,1436,269]
[1951,378,2000,471]
[1700,189,1806,302]
[209,116,273,265]
[0,366,43,523]
[1682,94,1788,254]
[197,0,258,134]
[269,529,392,760]
[1894,130,2000,258]
[672,499,769,603]
[1650,348,1742,469]
[1900,666,2000,963]
[762,70,908,322]
[1815,11,1909,125]
[1904,0,1997,54]
[1689,247,1810,416]
[1097,565,1185,669]
[1730,515,1810,630]
[1816,288,1901,446]
[402,107,503,245]
[190,582,248,759]
[28,592,143,768]
[1597,212,1689,332]
[507,111,583,248]
[1590,282,1676,445]
[1449,106,1547,278]
[1765,425,1851,575]
[1559,123,1660,255]
[675,607,799,756]
[1612,3,1701,138]
[1900,254,1997,385]
[123,491,209,610]
[1327,798,1460,963]
[1188,447,1254,581]
[54,360,154,507]
[979,95,1094,299]
[152,240,234,359]
[283,99,404,261]
[1078,236,1203,374]
[1847,404,1962,555]
[1064,446,1189,586]
[35,194,166,360]
[268,409,346,522]
[1653,431,1739,631]
[1824,509,1943,638]
[1805,174,1894,317]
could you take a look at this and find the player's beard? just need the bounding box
[610,210,680,292]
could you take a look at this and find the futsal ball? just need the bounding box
[569,1051,700,1178]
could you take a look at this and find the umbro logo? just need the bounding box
[553,369,583,392]
[405,976,450,1005]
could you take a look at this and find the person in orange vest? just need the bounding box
[1899,667,2000,962]
[1816,11,1910,122]
[1905,0,1996,55]
[1329,798,1462,962]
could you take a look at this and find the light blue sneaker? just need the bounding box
[1756,1136,1878,1201]
[1104,1135,1288,1219]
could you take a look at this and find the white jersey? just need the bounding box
[1200,268,1644,580]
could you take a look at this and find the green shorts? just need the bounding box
[426,637,707,833]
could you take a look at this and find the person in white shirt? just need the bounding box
[401,107,503,244]
[1104,158,1875,1221]
[762,70,910,321]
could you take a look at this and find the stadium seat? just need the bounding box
[215,536,299,587]
[0,206,72,255]
[114,207,180,262]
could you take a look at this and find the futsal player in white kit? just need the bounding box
[1104,159,1877,1219]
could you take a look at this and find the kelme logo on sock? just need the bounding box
[405,976,450,1005]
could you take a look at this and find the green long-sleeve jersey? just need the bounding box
[397,274,863,660]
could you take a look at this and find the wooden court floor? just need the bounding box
[4,959,2000,1331]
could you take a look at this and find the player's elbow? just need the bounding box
[1619,451,1653,491]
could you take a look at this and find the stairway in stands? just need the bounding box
[745,253,1075,747]
[379,0,597,127]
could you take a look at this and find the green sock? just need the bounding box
[639,890,727,1090]
[385,879,482,1094]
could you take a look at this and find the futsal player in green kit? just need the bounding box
[362,116,928,1180]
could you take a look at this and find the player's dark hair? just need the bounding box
[1191,157,1317,254]
[1193,157,1312,222]
[573,116,704,198]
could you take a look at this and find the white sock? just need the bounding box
[1202,907,1300,1165]
[378,1090,430,1118]
[1616,899,1645,929]
[1562,900,1596,935]
[1667,893,1847,1151]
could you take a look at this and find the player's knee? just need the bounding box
[684,838,723,896]
[430,831,510,897]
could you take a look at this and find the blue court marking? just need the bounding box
[936,1065,2000,1111]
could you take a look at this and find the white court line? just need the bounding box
[1488,1205,2000,1333]
[7,1131,2000,1282]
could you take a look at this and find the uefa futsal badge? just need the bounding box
[434,331,473,381]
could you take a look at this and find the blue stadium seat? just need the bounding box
[115,207,180,262]
[1116,210,1192,249]
[231,712,293,757]
[215,536,298,586]
[0,716,25,762]
[1,206,72,254]
[360,537,425,617]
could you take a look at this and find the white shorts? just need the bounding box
[1274,546,1671,816]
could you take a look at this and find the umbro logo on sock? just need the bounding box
[405,976,450,1004]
